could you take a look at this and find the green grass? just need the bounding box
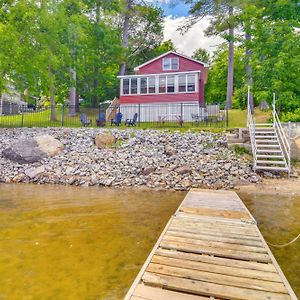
[0,108,271,131]
[228,108,271,128]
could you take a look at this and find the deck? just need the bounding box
[124,189,297,300]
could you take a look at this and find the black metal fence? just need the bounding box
[0,103,226,128]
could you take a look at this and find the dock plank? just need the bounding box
[124,189,296,300]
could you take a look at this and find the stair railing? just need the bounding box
[247,86,257,171]
[272,102,291,174]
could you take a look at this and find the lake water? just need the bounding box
[0,184,299,299]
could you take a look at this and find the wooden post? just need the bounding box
[138,104,141,127]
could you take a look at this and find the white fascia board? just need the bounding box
[117,70,201,79]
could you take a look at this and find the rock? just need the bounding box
[2,139,46,163]
[66,167,75,176]
[12,173,25,183]
[95,133,117,149]
[142,166,156,176]
[224,163,231,171]
[35,135,64,156]
[165,145,177,156]
[175,166,191,175]
[25,166,45,179]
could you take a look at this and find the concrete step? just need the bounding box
[256,160,286,165]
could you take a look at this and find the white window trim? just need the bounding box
[162,57,179,71]
[121,72,199,96]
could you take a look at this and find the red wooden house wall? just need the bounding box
[119,52,207,105]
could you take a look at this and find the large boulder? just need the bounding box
[35,134,64,156]
[2,135,64,164]
[2,139,46,163]
[95,133,117,149]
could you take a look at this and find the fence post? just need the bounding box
[138,104,141,127]
[61,105,65,126]
[180,102,183,128]
[21,106,24,127]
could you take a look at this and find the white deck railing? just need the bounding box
[272,104,291,174]
[247,89,257,171]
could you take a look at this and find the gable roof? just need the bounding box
[134,51,209,72]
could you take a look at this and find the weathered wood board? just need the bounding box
[124,189,297,300]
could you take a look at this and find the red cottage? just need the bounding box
[118,51,208,106]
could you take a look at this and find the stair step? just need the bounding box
[256,140,278,144]
[255,135,277,141]
[256,123,274,126]
[257,149,283,153]
[255,166,289,171]
[256,144,281,148]
[256,155,284,159]
[255,128,276,135]
[256,160,286,165]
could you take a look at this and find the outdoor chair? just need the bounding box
[111,112,122,126]
[96,112,106,127]
[80,113,92,127]
[125,113,138,126]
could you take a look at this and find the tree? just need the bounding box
[192,48,210,64]
[184,0,238,109]
[205,45,246,108]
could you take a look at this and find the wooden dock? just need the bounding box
[124,189,297,300]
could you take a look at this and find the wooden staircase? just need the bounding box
[247,89,291,174]
[254,123,289,172]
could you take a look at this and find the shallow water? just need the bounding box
[0,185,299,299]
[0,184,184,299]
[239,192,300,298]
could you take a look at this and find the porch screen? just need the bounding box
[159,76,166,93]
[123,79,130,95]
[187,74,196,92]
[178,75,186,92]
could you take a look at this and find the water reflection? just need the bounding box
[0,184,184,299]
[239,192,300,298]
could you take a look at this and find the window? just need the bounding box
[140,77,147,94]
[187,74,196,92]
[178,75,186,92]
[162,57,179,71]
[159,76,166,93]
[171,58,179,70]
[148,77,156,93]
[123,79,129,95]
[131,78,137,94]
[167,76,175,93]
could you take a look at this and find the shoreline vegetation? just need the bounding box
[0,127,262,191]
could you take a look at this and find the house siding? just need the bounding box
[120,92,199,104]
[119,52,207,105]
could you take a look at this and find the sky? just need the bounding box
[156,1,223,56]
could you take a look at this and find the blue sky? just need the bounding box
[159,2,190,17]
[153,1,222,56]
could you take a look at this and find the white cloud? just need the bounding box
[163,16,223,56]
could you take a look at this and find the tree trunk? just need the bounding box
[50,85,57,122]
[69,67,76,116]
[245,31,254,113]
[226,6,234,110]
[118,0,133,76]
[92,76,99,108]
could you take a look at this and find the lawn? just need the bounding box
[0,107,271,131]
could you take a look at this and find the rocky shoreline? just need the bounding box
[0,128,261,190]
